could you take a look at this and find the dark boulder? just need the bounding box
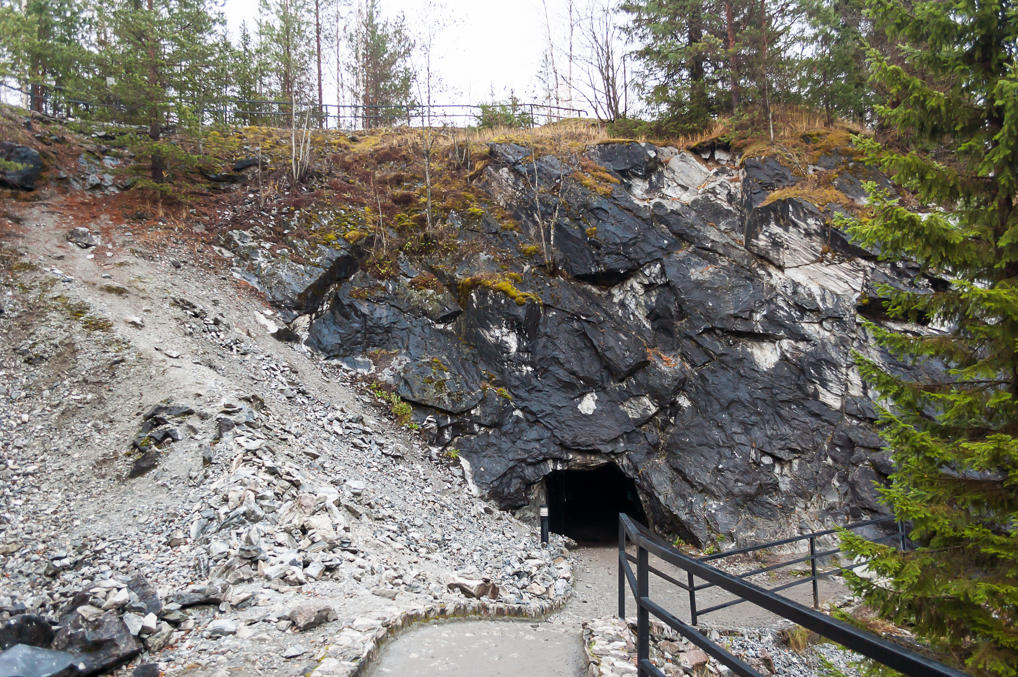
[741,156,796,210]
[0,644,83,677]
[0,142,43,190]
[126,576,161,616]
[0,615,54,650]
[232,157,261,172]
[589,142,660,178]
[51,613,141,676]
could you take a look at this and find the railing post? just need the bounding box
[688,570,698,625]
[618,514,625,620]
[637,542,649,675]
[809,535,819,609]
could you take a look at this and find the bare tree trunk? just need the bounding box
[335,2,343,128]
[146,0,164,183]
[566,0,574,110]
[315,0,323,127]
[760,0,773,141]
[541,0,561,108]
[725,0,739,113]
[688,8,706,116]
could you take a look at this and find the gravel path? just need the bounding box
[365,545,852,676]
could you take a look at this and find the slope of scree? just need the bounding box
[0,187,571,676]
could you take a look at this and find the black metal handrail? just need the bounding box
[617,513,967,677]
[0,81,589,130]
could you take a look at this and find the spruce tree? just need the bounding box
[798,0,872,125]
[839,1,1018,674]
[620,0,731,129]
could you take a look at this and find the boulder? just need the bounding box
[0,615,53,650]
[0,142,43,190]
[65,228,98,249]
[51,613,142,675]
[446,577,499,600]
[0,644,83,677]
[289,604,337,631]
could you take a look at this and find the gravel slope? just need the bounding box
[0,196,571,676]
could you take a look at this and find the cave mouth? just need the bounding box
[545,464,648,544]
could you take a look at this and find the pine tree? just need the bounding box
[259,0,316,116]
[103,0,225,182]
[346,0,415,128]
[839,1,1018,674]
[0,0,92,114]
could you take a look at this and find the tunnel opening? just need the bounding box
[545,464,648,543]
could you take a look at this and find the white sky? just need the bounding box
[222,0,593,109]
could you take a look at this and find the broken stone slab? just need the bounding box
[121,613,144,637]
[289,604,337,631]
[126,576,162,616]
[167,584,226,608]
[142,403,195,421]
[128,451,159,479]
[0,614,54,650]
[678,647,709,670]
[446,577,500,600]
[65,227,98,249]
[101,588,129,611]
[143,623,173,652]
[0,644,84,677]
[206,619,237,638]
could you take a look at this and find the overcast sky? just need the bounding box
[222,0,596,109]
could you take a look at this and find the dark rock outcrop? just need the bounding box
[234,140,919,546]
[0,142,43,190]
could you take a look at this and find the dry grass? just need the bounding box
[668,118,733,150]
[780,625,819,652]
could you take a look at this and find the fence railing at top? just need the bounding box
[617,513,966,677]
[0,81,589,131]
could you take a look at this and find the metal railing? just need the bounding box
[0,81,588,131]
[690,516,906,622]
[617,513,967,677]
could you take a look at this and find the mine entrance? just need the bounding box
[545,464,648,543]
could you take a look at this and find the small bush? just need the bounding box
[475,96,534,130]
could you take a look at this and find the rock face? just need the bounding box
[236,140,928,546]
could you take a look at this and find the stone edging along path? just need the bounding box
[309,592,574,676]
